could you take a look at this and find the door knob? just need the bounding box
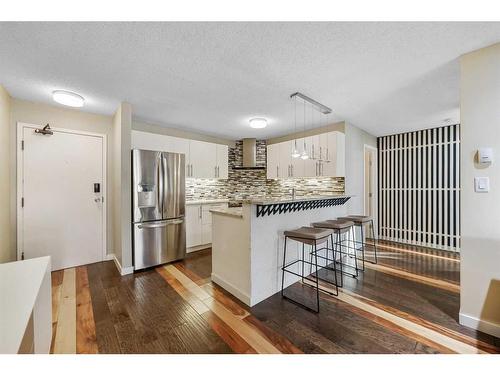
[94,197,101,202]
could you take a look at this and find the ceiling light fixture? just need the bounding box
[249,118,267,129]
[52,90,85,107]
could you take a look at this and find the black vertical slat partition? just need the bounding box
[377,124,460,252]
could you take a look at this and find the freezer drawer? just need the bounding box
[133,218,186,270]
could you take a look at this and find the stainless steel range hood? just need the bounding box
[234,138,266,169]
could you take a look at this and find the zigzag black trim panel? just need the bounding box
[256,197,351,217]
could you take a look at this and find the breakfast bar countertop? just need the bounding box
[186,198,229,205]
[246,194,352,205]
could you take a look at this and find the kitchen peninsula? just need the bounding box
[210,195,352,306]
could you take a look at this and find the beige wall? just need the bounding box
[460,42,500,337]
[0,85,11,263]
[9,98,115,258]
[133,120,235,147]
[113,103,133,270]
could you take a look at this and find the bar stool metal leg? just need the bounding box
[281,236,287,297]
[369,219,378,264]
[281,235,321,313]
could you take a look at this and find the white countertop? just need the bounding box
[210,207,243,218]
[0,256,51,353]
[186,198,229,205]
[246,194,352,205]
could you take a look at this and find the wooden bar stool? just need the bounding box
[338,215,378,269]
[311,219,358,283]
[281,226,334,313]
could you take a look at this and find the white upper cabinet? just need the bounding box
[334,132,345,177]
[266,143,280,179]
[265,131,345,179]
[290,140,304,178]
[279,141,293,178]
[189,140,217,178]
[131,131,229,180]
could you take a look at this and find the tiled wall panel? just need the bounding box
[378,124,460,251]
[186,139,345,204]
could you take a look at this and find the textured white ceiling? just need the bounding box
[1,22,499,139]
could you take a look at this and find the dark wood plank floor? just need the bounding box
[86,261,231,354]
[50,241,500,354]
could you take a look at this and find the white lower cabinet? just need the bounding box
[186,202,228,251]
[186,205,202,248]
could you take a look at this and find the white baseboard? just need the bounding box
[111,254,134,276]
[187,243,211,253]
[459,312,500,338]
[105,253,115,261]
[211,272,251,306]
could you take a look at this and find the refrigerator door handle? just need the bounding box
[158,154,164,215]
[138,218,184,229]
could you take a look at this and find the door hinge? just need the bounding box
[21,140,24,150]
[21,197,24,207]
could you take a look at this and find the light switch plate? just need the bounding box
[474,177,490,193]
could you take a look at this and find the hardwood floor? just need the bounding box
[49,242,500,354]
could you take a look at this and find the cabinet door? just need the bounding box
[190,140,217,178]
[216,144,229,179]
[309,135,320,161]
[279,141,293,178]
[169,137,191,177]
[201,203,228,244]
[319,133,329,162]
[186,205,202,248]
[302,137,317,177]
[334,131,346,177]
[266,143,280,179]
[289,139,304,177]
[321,132,335,176]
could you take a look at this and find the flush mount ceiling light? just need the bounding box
[52,90,85,107]
[249,118,267,129]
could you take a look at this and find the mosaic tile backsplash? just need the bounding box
[185,139,345,204]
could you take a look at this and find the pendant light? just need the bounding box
[291,96,300,158]
[300,99,309,160]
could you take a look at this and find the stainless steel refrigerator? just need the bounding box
[132,149,186,270]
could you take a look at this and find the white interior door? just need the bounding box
[19,124,105,271]
[364,146,377,219]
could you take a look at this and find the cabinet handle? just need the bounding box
[218,166,220,177]
[276,165,279,178]
[312,144,315,159]
[215,166,217,178]
[191,164,193,177]
[199,206,202,219]
[291,164,294,177]
[320,146,322,160]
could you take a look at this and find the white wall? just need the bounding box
[344,122,377,216]
[0,85,11,263]
[133,119,235,147]
[112,103,133,271]
[460,42,500,337]
[9,99,115,258]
